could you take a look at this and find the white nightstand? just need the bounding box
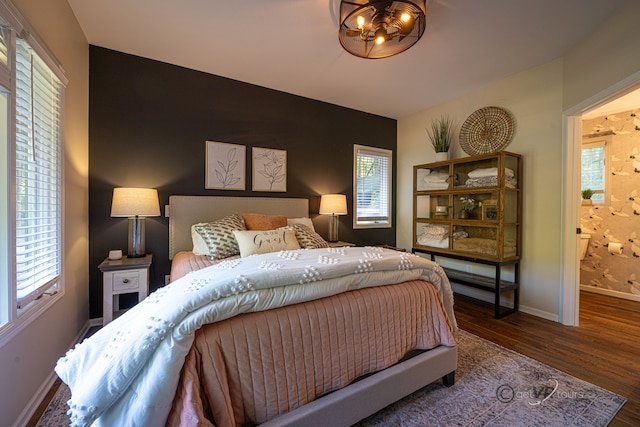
[99,254,152,326]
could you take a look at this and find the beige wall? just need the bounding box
[563,1,640,111]
[398,60,565,319]
[398,0,640,321]
[0,1,88,426]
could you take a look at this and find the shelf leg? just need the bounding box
[495,265,501,319]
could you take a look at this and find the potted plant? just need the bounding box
[581,189,593,205]
[460,196,476,219]
[426,115,457,161]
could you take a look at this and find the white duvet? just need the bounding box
[55,246,455,427]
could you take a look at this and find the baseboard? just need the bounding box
[13,319,91,427]
[451,283,559,322]
[518,305,559,322]
[580,285,640,302]
[90,317,103,328]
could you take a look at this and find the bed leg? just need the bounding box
[442,371,455,387]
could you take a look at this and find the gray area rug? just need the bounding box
[37,330,625,426]
[357,330,626,426]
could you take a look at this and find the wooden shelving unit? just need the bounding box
[412,151,522,318]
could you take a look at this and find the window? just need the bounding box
[14,37,64,309]
[0,3,66,335]
[353,144,392,228]
[581,136,610,204]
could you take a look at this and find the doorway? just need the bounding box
[561,72,640,326]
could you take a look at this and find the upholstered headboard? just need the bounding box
[167,195,309,259]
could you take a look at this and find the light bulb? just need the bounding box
[400,12,411,22]
[374,27,387,45]
[357,15,365,28]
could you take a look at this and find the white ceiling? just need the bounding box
[66,0,629,119]
[583,87,640,120]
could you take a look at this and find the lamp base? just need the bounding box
[127,216,147,258]
[127,253,147,258]
[327,214,339,242]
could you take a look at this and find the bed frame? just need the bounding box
[167,195,457,426]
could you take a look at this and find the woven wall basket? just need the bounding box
[459,106,515,155]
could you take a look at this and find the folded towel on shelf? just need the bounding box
[423,171,450,183]
[467,167,515,178]
[422,182,450,190]
[422,171,459,190]
[463,176,518,188]
[419,224,448,240]
[417,235,449,248]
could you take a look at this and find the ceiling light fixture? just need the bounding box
[339,0,427,59]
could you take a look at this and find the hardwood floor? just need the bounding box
[455,290,640,426]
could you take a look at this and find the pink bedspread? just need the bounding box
[166,277,455,426]
[169,251,223,283]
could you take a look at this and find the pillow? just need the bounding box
[233,228,300,257]
[191,226,210,255]
[287,217,316,231]
[192,213,246,259]
[242,213,288,230]
[282,224,329,249]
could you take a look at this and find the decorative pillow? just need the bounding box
[242,213,288,230]
[282,224,329,249]
[286,217,316,231]
[192,213,246,259]
[233,229,300,257]
[191,226,210,255]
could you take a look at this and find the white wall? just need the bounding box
[398,0,640,321]
[563,1,640,112]
[0,1,89,426]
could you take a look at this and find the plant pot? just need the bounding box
[435,151,449,162]
[581,199,592,206]
[460,209,469,219]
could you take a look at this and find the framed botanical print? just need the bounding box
[205,141,246,190]
[252,147,287,192]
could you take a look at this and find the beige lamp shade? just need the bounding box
[111,187,160,257]
[320,194,347,242]
[319,194,348,215]
[111,188,160,217]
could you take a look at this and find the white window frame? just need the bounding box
[581,135,611,206]
[353,144,392,229]
[0,0,66,344]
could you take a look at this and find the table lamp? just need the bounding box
[111,187,160,257]
[319,194,348,242]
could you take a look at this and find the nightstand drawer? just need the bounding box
[112,271,140,291]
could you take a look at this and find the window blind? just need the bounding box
[0,25,10,89]
[581,144,605,201]
[15,37,62,309]
[354,145,391,227]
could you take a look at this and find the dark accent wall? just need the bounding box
[88,46,397,318]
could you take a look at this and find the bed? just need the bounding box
[55,196,457,427]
